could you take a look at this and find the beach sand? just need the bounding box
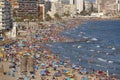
[0,17,119,80]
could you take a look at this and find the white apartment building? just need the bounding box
[47,1,62,18]
[0,0,12,30]
[96,0,120,14]
[76,0,83,13]
[45,0,59,2]
[116,0,120,12]
[70,0,74,4]
[63,4,76,16]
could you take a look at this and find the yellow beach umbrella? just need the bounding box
[66,71,73,77]
[0,53,3,57]
[70,78,74,80]
[67,73,73,76]
[1,48,4,51]
[19,51,24,56]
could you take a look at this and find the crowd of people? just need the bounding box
[0,18,119,80]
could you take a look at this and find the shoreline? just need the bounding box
[0,17,119,80]
[42,17,120,78]
[55,17,120,43]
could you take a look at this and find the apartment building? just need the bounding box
[17,0,38,18]
[39,4,45,20]
[47,1,62,18]
[63,4,76,16]
[96,0,119,15]
[9,0,19,9]
[0,0,12,30]
[75,0,84,13]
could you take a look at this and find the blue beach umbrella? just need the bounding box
[66,77,70,80]
[4,44,9,49]
[40,70,46,76]
[81,77,89,80]
[72,64,76,68]
[37,48,42,51]
[54,72,61,77]
[24,76,29,80]
[59,61,64,65]
[18,43,24,47]
[83,68,87,73]
[0,36,3,41]
[63,70,67,73]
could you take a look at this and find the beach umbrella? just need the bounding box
[21,40,26,42]
[54,72,61,77]
[97,70,103,75]
[34,54,40,58]
[23,52,31,56]
[37,48,42,51]
[1,48,4,51]
[40,70,46,76]
[18,43,24,47]
[19,52,24,56]
[81,77,89,80]
[0,53,3,57]
[72,64,76,68]
[67,72,73,77]
[4,44,9,49]
[59,61,64,65]
[0,36,3,41]
[80,68,87,74]
[63,70,67,73]
[24,76,29,80]
[70,78,74,80]
[25,48,31,52]
[83,68,87,73]
[66,77,70,80]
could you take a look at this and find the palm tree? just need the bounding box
[45,14,52,21]
[54,13,61,20]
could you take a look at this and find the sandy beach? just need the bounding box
[0,17,119,80]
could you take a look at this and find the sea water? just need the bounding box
[46,20,120,77]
